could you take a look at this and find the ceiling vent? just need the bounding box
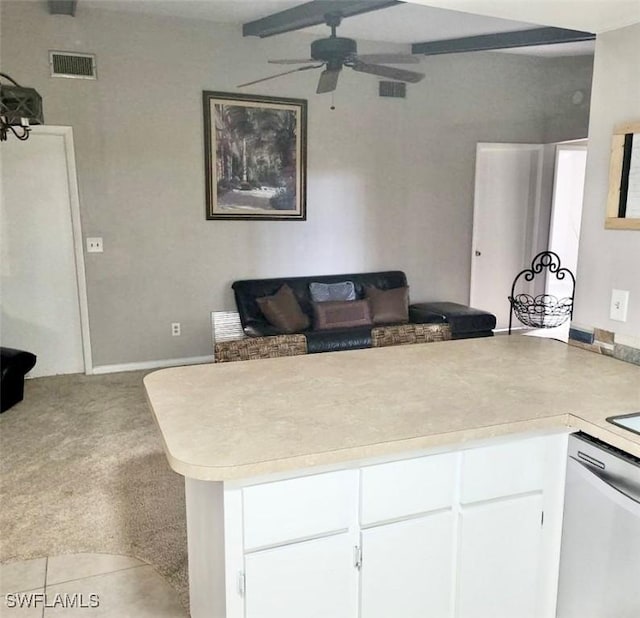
[48,1,77,16]
[379,81,406,98]
[50,51,96,79]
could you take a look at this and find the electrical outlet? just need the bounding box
[86,237,103,253]
[171,322,181,336]
[610,289,629,322]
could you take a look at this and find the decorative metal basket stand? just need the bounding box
[508,251,575,334]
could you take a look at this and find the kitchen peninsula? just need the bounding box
[144,336,640,618]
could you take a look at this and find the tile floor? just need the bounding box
[0,553,187,617]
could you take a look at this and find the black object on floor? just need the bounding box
[1,347,37,413]
[410,302,496,339]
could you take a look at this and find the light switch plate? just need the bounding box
[610,289,629,322]
[86,237,103,253]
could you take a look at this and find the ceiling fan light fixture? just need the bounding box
[237,11,425,95]
[311,36,357,63]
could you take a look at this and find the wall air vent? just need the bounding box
[379,81,406,98]
[50,52,96,79]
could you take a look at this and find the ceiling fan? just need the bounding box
[238,12,425,94]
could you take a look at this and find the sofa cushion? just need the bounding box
[409,302,496,339]
[312,300,372,330]
[309,280,356,303]
[306,326,373,354]
[365,286,409,325]
[256,284,310,334]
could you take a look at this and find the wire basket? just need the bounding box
[508,251,576,333]
[509,294,573,329]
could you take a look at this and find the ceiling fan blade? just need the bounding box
[355,53,419,65]
[268,59,315,65]
[238,64,322,88]
[351,61,425,83]
[316,68,341,94]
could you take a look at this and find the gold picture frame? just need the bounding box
[605,121,640,230]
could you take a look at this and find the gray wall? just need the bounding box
[574,23,640,342]
[0,2,593,367]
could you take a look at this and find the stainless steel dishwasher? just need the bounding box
[556,432,640,617]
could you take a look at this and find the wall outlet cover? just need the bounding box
[86,237,103,253]
[610,289,629,322]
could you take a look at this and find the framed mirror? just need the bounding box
[605,121,640,230]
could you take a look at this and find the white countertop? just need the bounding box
[144,336,640,481]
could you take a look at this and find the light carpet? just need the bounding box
[0,370,189,609]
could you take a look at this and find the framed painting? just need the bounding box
[203,91,307,221]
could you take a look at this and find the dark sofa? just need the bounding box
[1,347,37,413]
[232,270,446,354]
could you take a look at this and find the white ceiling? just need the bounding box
[78,0,636,57]
[302,3,539,43]
[405,0,640,34]
[83,1,304,24]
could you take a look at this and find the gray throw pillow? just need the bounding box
[309,281,356,303]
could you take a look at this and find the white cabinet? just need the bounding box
[244,533,357,618]
[457,494,544,618]
[455,435,566,618]
[360,512,454,618]
[460,436,546,503]
[359,452,456,618]
[242,470,356,550]
[360,453,456,525]
[186,432,567,618]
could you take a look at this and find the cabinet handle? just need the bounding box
[237,571,245,597]
[353,545,362,570]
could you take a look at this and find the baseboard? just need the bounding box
[493,327,527,334]
[91,355,214,375]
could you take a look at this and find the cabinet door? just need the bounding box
[243,470,355,550]
[457,493,543,618]
[244,533,357,618]
[360,511,454,618]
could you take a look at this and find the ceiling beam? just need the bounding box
[48,0,77,16]
[243,0,401,38]
[412,27,594,56]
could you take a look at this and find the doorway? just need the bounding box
[470,141,587,334]
[1,126,92,376]
[532,142,587,341]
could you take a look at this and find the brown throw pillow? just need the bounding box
[365,286,409,324]
[256,284,310,333]
[313,300,373,330]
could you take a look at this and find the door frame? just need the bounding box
[31,125,93,374]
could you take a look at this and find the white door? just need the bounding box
[244,533,358,618]
[528,144,587,342]
[360,512,453,618]
[457,493,544,618]
[470,144,545,330]
[1,127,89,376]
